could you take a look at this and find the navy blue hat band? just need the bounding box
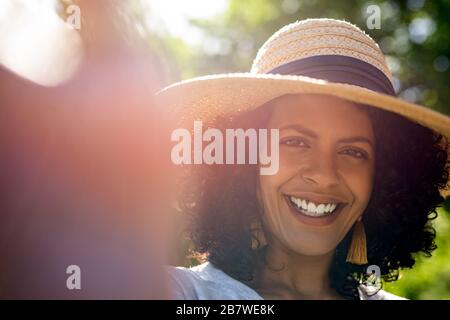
[267,55,395,96]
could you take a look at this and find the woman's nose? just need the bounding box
[300,152,340,188]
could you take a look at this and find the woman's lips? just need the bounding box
[284,195,345,226]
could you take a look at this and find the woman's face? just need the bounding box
[257,94,375,256]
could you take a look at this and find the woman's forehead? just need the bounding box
[268,94,374,138]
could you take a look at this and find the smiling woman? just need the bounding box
[259,94,386,297]
[160,18,450,300]
[168,93,447,300]
[258,94,375,255]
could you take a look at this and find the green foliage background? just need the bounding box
[384,206,450,299]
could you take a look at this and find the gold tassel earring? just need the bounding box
[250,219,268,250]
[346,216,368,265]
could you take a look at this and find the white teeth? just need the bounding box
[301,200,308,210]
[317,204,325,214]
[289,196,340,217]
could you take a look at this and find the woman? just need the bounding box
[159,19,450,300]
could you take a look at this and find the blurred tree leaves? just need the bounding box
[385,206,450,299]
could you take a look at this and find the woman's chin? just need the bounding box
[283,239,339,257]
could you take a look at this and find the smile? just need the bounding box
[288,195,340,217]
[285,194,346,224]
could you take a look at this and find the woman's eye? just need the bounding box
[281,138,309,147]
[340,148,368,159]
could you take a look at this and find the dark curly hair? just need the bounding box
[178,95,449,300]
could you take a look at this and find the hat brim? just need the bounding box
[156,72,450,140]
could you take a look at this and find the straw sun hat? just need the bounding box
[157,18,450,141]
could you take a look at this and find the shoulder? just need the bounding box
[166,262,263,300]
[166,265,199,299]
[358,285,407,300]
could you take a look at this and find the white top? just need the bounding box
[167,262,406,300]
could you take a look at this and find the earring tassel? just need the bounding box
[346,220,368,265]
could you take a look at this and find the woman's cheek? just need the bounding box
[278,148,306,176]
[338,159,374,204]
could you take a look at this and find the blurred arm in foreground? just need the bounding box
[0,0,173,299]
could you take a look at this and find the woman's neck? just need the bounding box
[249,242,341,300]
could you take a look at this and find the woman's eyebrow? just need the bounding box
[338,136,374,148]
[278,124,318,138]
